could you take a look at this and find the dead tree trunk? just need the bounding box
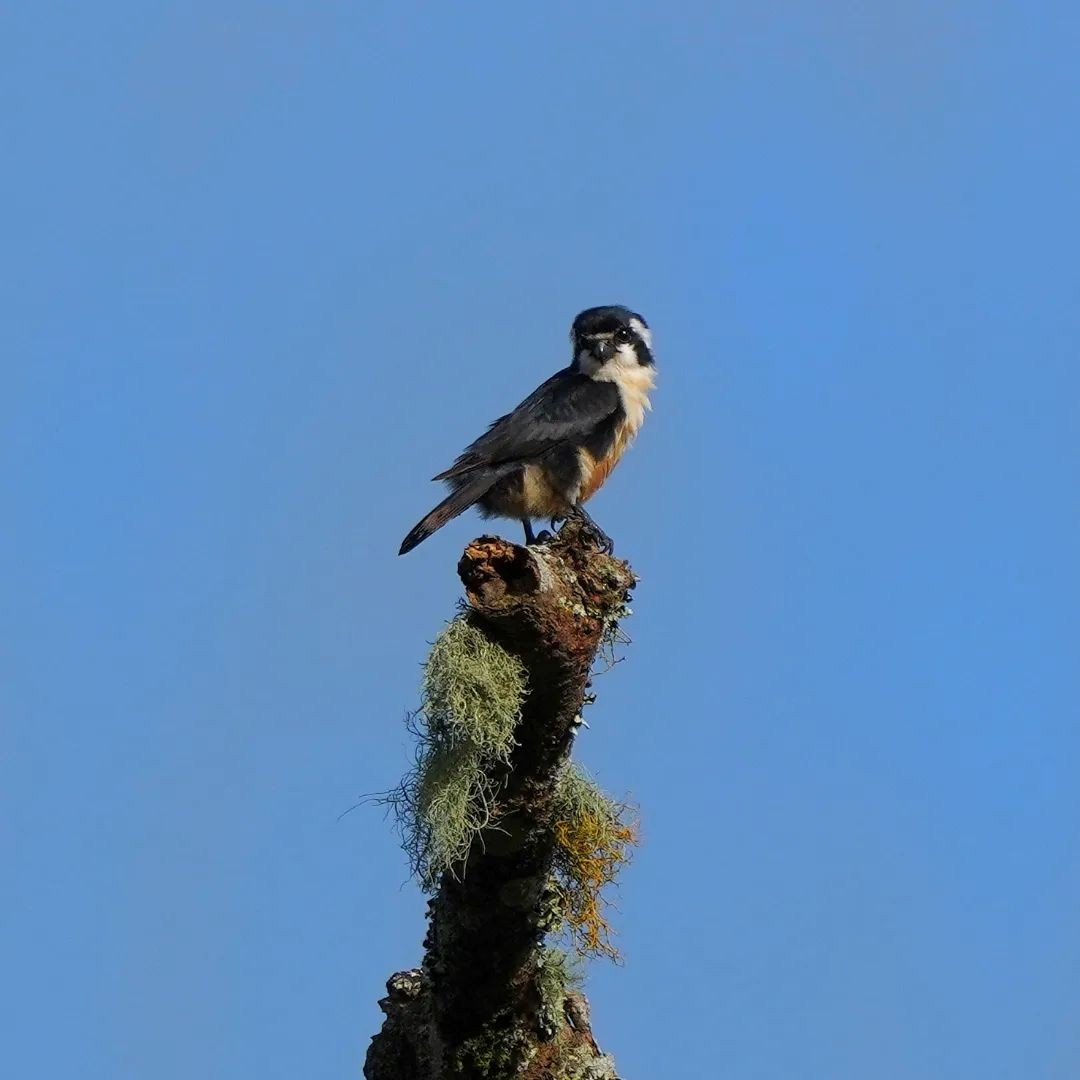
[365,520,636,1080]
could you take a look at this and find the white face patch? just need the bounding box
[591,343,656,434]
[629,316,652,351]
[613,340,641,367]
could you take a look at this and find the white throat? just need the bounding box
[590,343,655,431]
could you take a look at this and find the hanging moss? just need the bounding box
[550,763,638,960]
[423,615,525,752]
[386,616,526,887]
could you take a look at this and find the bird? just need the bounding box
[398,305,655,556]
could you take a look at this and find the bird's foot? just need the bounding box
[581,522,615,554]
[563,507,615,554]
[535,529,554,543]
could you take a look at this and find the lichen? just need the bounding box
[423,614,524,751]
[551,1045,620,1080]
[535,946,583,1039]
[449,1016,534,1079]
[593,580,634,672]
[386,615,527,887]
[548,1043,601,1079]
[550,763,638,960]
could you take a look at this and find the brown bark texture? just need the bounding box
[364,520,635,1080]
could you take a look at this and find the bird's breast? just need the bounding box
[578,415,635,503]
[577,363,654,503]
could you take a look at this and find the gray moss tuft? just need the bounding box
[387,616,527,887]
[423,614,524,752]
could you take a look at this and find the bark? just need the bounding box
[365,520,635,1080]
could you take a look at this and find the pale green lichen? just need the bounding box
[548,1043,620,1080]
[449,1017,534,1078]
[535,946,583,1039]
[423,615,524,752]
[387,616,526,887]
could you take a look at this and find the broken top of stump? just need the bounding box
[458,520,636,662]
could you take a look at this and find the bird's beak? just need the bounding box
[591,338,614,363]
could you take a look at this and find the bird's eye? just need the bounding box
[614,327,634,344]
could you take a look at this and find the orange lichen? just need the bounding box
[551,775,638,960]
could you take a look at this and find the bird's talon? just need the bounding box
[592,531,615,555]
[581,526,614,554]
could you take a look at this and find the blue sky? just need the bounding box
[3,3,1078,1077]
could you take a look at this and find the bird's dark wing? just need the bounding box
[433,369,620,481]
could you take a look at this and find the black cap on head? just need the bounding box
[572,305,646,338]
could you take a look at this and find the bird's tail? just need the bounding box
[398,472,499,555]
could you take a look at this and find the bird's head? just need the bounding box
[571,306,654,376]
